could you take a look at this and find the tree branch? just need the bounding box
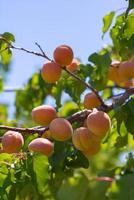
[0,87,134,141]
[0,37,105,106]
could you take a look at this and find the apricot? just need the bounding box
[41,130,52,139]
[2,131,24,153]
[28,138,54,157]
[82,143,101,158]
[87,111,111,137]
[53,45,74,66]
[32,105,57,126]
[41,61,62,83]
[108,61,123,84]
[118,79,134,88]
[49,118,73,141]
[66,58,80,72]
[118,61,134,81]
[83,92,101,109]
[72,127,101,151]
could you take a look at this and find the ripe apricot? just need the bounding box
[53,45,74,66]
[118,61,134,81]
[66,58,80,72]
[118,79,134,88]
[49,118,73,141]
[32,105,57,126]
[41,62,62,83]
[83,92,101,109]
[72,127,101,151]
[28,138,54,157]
[2,131,24,153]
[82,143,101,158]
[87,111,111,137]
[108,61,123,84]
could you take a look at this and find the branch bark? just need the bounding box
[0,87,134,141]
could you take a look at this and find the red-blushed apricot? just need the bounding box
[87,111,111,137]
[53,45,74,66]
[83,92,101,109]
[66,58,80,72]
[28,138,54,157]
[41,62,62,83]
[118,61,134,81]
[32,105,57,126]
[82,143,101,158]
[2,131,24,154]
[49,118,73,141]
[41,130,52,139]
[72,127,101,151]
[108,61,123,84]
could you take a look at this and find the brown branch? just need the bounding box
[63,67,106,106]
[0,37,105,106]
[0,87,134,141]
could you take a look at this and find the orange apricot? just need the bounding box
[66,58,80,72]
[49,118,73,141]
[87,111,111,137]
[117,79,134,88]
[32,105,57,126]
[53,45,74,66]
[82,143,101,158]
[83,92,101,109]
[2,131,24,153]
[41,61,62,83]
[118,61,134,81]
[72,127,101,151]
[108,61,123,84]
[28,138,54,157]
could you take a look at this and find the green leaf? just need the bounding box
[102,11,115,36]
[2,32,15,42]
[109,174,134,200]
[65,151,89,169]
[123,98,134,135]
[88,50,111,90]
[110,13,134,59]
[88,51,111,74]
[33,154,49,192]
[124,14,134,39]
[58,174,89,200]
[0,43,12,65]
[115,134,128,149]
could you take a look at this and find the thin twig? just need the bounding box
[35,42,51,61]
[63,66,106,106]
[0,37,105,106]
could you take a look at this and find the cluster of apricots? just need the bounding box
[108,57,134,88]
[41,45,80,83]
[0,45,112,158]
[30,105,111,158]
[0,105,111,158]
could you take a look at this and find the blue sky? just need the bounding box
[0,0,127,118]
